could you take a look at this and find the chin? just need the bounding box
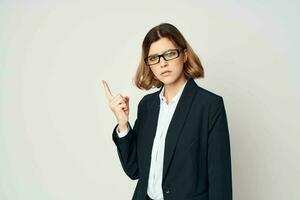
[160,77,177,85]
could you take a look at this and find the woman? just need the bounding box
[102,23,233,200]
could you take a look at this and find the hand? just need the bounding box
[102,80,129,127]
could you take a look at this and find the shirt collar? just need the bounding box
[159,79,188,105]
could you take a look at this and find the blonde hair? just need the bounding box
[133,23,204,90]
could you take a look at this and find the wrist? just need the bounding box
[118,122,128,132]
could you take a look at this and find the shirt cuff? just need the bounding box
[116,124,130,138]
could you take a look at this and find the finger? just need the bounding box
[123,96,129,102]
[121,101,129,110]
[102,80,113,100]
[123,96,130,104]
[119,102,128,111]
[118,102,126,107]
[118,95,128,104]
[117,103,127,110]
[112,97,126,109]
[112,95,126,105]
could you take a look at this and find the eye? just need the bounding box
[164,50,177,57]
[149,56,158,61]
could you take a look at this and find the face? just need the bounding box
[147,37,187,85]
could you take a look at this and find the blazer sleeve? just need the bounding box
[207,97,233,200]
[112,96,146,180]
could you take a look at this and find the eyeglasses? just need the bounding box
[144,48,186,66]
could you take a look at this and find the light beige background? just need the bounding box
[0,0,299,199]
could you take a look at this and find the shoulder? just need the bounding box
[187,81,227,128]
[138,80,225,110]
[195,85,226,120]
[137,91,155,108]
[135,91,154,114]
[195,85,224,107]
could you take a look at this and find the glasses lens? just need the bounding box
[145,49,180,65]
[147,56,159,65]
[164,50,178,60]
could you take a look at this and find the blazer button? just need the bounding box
[164,187,171,194]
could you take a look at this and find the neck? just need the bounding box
[163,74,187,103]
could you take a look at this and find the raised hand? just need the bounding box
[102,80,129,131]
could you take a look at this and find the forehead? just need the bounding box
[148,37,177,56]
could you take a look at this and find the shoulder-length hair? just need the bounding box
[133,22,204,90]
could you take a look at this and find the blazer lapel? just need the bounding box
[143,78,198,183]
[162,78,198,183]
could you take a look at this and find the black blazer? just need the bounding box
[112,78,233,200]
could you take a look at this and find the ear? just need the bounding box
[183,50,188,63]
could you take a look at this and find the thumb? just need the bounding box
[124,96,129,101]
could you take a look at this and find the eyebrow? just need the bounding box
[148,49,174,57]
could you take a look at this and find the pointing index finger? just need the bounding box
[102,80,113,100]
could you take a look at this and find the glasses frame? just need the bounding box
[144,47,186,66]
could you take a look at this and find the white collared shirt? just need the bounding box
[116,80,188,200]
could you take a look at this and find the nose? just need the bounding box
[159,56,168,67]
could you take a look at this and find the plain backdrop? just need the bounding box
[0,0,299,199]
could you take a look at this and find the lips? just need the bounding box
[161,70,172,75]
